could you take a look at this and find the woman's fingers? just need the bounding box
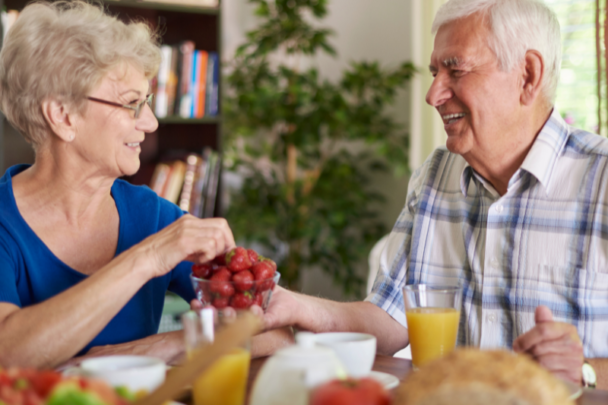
[138,216,236,278]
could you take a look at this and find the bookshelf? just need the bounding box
[0,0,223,215]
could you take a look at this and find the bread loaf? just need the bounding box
[393,349,574,405]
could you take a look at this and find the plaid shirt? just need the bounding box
[367,111,608,358]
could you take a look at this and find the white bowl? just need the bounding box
[80,355,166,393]
[314,332,377,378]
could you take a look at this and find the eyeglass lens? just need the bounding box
[135,94,154,118]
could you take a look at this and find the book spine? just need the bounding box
[190,50,200,118]
[190,150,209,218]
[155,45,172,118]
[150,163,171,197]
[166,45,180,116]
[179,41,195,118]
[179,154,202,212]
[164,160,187,204]
[210,52,220,116]
[203,151,221,218]
[205,52,217,117]
[197,50,208,118]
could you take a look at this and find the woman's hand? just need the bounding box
[133,215,235,280]
[58,331,187,368]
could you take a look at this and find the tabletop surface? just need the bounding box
[244,354,608,405]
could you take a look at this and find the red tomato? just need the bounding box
[0,372,12,387]
[309,378,390,405]
[29,370,61,397]
[23,390,44,405]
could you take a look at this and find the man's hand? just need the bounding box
[261,285,301,330]
[513,305,584,384]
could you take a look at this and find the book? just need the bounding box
[150,163,171,196]
[178,154,202,212]
[155,45,173,118]
[203,151,221,218]
[205,52,219,117]
[164,160,187,204]
[196,50,208,118]
[165,45,180,116]
[190,151,210,218]
[176,41,195,117]
[189,50,199,118]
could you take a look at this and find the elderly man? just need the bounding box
[263,0,607,388]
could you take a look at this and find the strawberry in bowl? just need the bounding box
[190,248,280,311]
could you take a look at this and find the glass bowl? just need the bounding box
[190,271,281,311]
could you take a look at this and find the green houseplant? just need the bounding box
[223,0,415,296]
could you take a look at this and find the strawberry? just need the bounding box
[226,247,252,272]
[212,253,226,266]
[246,249,259,264]
[253,293,264,307]
[231,292,254,309]
[259,257,277,271]
[252,261,275,292]
[209,269,235,297]
[212,267,231,281]
[232,270,254,292]
[213,296,229,309]
[192,263,214,279]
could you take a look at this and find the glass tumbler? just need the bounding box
[181,309,251,405]
[403,284,462,369]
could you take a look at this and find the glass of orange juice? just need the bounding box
[403,284,462,369]
[182,310,251,405]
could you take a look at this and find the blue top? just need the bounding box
[0,165,196,355]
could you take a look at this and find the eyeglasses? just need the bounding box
[87,93,154,118]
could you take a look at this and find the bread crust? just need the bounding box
[393,349,574,405]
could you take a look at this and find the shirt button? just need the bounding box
[490,257,499,267]
[487,314,496,323]
[495,205,504,213]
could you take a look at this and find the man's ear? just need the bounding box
[520,50,544,106]
[41,98,78,142]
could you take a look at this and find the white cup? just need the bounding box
[79,355,166,393]
[314,332,377,378]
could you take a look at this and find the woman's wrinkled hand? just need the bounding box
[134,215,235,279]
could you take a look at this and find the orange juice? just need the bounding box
[406,307,460,368]
[191,347,250,405]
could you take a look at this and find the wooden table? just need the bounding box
[245,354,608,405]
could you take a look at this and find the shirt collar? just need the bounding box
[459,110,570,196]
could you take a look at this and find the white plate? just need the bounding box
[563,380,583,401]
[369,370,400,390]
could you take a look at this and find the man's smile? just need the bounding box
[442,112,466,125]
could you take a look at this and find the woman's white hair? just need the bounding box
[0,1,161,149]
[432,0,561,105]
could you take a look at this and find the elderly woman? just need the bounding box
[0,1,289,369]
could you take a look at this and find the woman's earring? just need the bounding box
[69,134,74,141]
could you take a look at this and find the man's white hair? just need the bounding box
[432,0,562,105]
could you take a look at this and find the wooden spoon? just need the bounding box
[135,312,262,405]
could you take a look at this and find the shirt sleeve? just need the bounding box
[168,261,196,302]
[364,160,430,328]
[0,237,21,306]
